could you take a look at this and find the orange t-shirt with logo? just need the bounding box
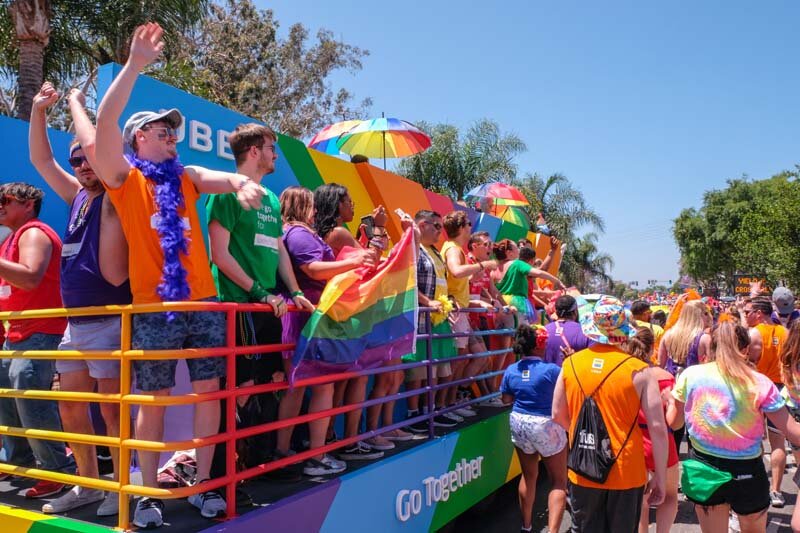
[105,167,217,304]
[562,344,648,489]
[755,323,787,384]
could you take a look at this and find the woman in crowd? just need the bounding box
[274,186,374,476]
[625,328,680,533]
[672,322,800,533]
[658,300,711,450]
[501,324,566,533]
[780,320,800,532]
[313,183,394,457]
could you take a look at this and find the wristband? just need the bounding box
[248,280,269,302]
[236,177,251,191]
[291,290,305,298]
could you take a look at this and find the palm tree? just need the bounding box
[514,172,604,240]
[397,118,526,200]
[560,232,614,292]
[8,0,50,120]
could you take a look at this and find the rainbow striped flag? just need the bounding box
[292,228,418,380]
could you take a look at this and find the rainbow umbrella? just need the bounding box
[465,182,529,207]
[308,119,364,155]
[491,205,530,229]
[335,116,431,169]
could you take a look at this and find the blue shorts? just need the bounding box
[131,299,226,391]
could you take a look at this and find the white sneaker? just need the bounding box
[133,497,164,529]
[481,396,506,407]
[188,489,227,519]
[42,486,104,514]
[97,491,118,517]
[303,454,346,476]
[443,411,464,423]
[454,406,477,417]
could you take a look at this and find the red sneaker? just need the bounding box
[25,480,67,499]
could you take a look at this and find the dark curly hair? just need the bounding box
[313,183,349,240]
[493,239,516,261]
[513,324,548,358]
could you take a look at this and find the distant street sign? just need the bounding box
[733,274,770,296]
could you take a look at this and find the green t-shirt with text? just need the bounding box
[206,188,282,302]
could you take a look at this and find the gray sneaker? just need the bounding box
[303,454,347,476]
[41,486,104,514]
[96,491,118,517]
[133,497,164,529]
[188,489,227,519]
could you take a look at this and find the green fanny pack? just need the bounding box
[680,458,733,501]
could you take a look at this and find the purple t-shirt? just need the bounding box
[281,224,335,356]
[544,319,592,366]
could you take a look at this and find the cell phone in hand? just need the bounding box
[360,215,375,240]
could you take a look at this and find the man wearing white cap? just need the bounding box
[551,296,668,532]
[91,22,264,529]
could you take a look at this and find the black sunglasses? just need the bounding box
[68,155,88,167]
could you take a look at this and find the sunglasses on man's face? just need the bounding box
[68,155,88,167]
[144,127,178,140]
[0,195,23,207]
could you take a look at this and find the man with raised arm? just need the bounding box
[92,22,265,528]
[29,82,130,517]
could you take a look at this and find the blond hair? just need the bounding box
[663,300,707,365]
[711,321,755,385]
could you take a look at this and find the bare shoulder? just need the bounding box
[17,226,51,248]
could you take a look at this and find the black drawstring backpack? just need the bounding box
[567,355,640,483]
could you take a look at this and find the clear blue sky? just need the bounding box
[257,0,800,288]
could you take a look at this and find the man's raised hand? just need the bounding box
[127,22,165,72]
[32,82,59,112]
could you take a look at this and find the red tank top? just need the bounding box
[0,219,66,342]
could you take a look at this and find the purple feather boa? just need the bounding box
[125,154,191,307]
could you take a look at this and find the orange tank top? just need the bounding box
[755,323,787,384]
[105,167,217,304]
[562,344,648,489]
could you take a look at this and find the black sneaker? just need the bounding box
[337,442,384,461]
[406,420,430,434]
[433,415,457,428]
[261,450,302,483]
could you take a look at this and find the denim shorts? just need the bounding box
[57,317,121,379]
[131,298,226,391]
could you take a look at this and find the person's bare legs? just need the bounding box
[343,376,368,438]
[515,448,540,530]
[135,389,170,487]
[191,378,221,482]
[97,377,121,480]
[737,507,769,533]
[492,336,513,391]
[405,379,422,413]
[541,447,567,533]
[655,463,680,533]
[307,384,333,461]
[58,370,99,479]
[694,504,731,533]
[446,356,467,406]
[768,429,787,497]
[366,364,394,432]
[276,357,305,453]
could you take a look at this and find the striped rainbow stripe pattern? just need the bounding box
[292,228,418,380]
[0,504,110,533]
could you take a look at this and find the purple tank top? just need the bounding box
[60,189,131,311]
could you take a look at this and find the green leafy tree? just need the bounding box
[1,0,209,119]
[397,118,526,200]
[673,168,800,291]
[165,0,371,138]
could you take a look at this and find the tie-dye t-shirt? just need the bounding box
[673,362,784,459]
